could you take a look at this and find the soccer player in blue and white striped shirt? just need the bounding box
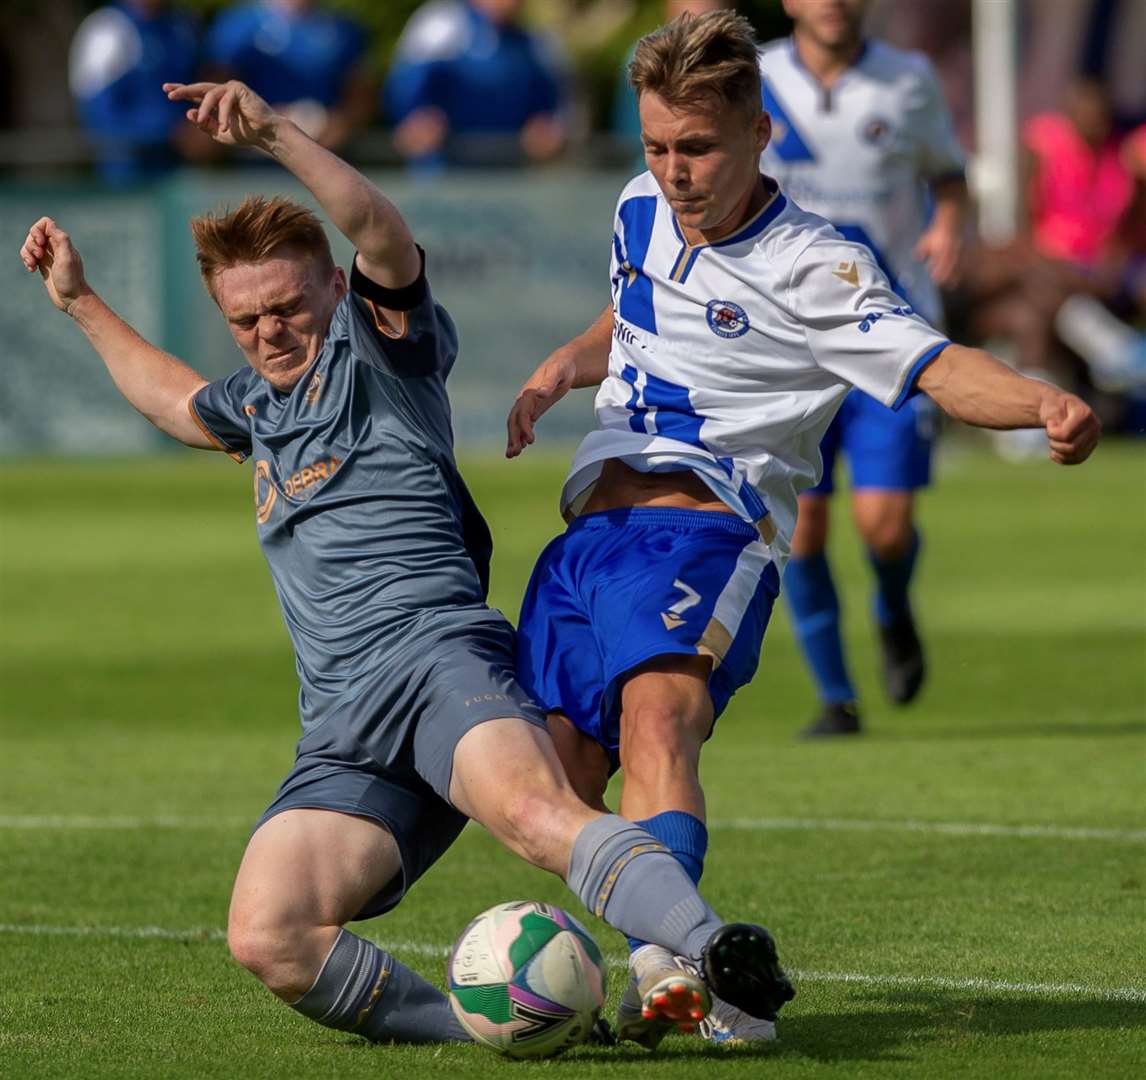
[759,0,970,735]
[507,9,1097,1048]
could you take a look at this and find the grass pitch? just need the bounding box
[1,442,1144,1079]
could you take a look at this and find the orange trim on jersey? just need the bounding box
[366,299,409,340]
[187,396,245,463]
[669,245,694,282]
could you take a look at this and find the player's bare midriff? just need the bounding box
[582,458,735,514]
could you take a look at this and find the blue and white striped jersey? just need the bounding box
[758,38,965,326]
[560,173,950,558]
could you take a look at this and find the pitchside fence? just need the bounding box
[0,169,627,455]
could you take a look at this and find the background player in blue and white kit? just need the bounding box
[20,76,790,1046]
[203,0,374,150]
[507,10,1098,1048]
[385,0,568,168]
[760,0,970,735]
[68,0,202,185]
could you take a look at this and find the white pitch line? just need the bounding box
[710,817,1146,843]
[0,815,248,830]
[0,923,228,942]
[0,923,448,957]
[2,924,1143,1003]
[0,816,1141,848]
[2,814,1143,843]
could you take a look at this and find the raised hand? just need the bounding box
[506,351,577,458]
[1039,392,1101,465]
[19,217,90,313]
[164,81,278,150]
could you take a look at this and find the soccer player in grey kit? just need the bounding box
[19,79,794,1043]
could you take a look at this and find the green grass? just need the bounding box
[1,443,1144,1079]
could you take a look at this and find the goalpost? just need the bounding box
[971,0,1020,243]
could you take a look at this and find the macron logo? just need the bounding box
[661,579,701,630]
[832,261,860,287]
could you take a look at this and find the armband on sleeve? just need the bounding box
[350,246,428,312]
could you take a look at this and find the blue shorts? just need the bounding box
[256,615,546,920]
[516,507,780,769]
[808,389,936,495]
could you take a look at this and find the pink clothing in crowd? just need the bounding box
[1024,113,1139,265]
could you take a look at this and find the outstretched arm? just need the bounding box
[506,305,613,458]
[917,345,1100,464]
[164,80,420,290]
[19,217,213,449]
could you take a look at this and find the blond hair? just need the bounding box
[629,10,762,116]
[191,195,335,298]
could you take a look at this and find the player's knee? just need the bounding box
[853,493,913,558]
[227,914,282,979]
[860,515,913,558]
[227,919,276,982]
[493,789,572,871]
[620,702,701,781]
[227,911,310,998]
[791,498,829,556]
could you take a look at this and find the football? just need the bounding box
[447,900,607,1058]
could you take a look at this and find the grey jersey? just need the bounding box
[191,264,500,736]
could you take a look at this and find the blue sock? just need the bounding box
[869,530,920,627]
[784,552,856,705]
[626,811,708,952]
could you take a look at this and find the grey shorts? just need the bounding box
[257,612,546,919]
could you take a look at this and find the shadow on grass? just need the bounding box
[773,991,1146,1063]
[521,992,1146,1067]
[321,991,1146,1068]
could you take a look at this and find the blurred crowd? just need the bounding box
[66,0,576,178]
[36,0,1146,426]
[961,77,1146,431]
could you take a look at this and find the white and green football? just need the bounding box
[447,900,607,1058]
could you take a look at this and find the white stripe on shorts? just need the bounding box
[700,538,774,667]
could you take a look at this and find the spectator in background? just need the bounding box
[759,0,969,737]
[69,0,205,185]
[203,0,373,149]
[385,0,568,168]
[1053,123,1146,401]
[1027,79,1137,268]
[612,1,730,162]
[970,79,1145,391]
[864,0,974,151]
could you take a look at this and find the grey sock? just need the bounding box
[291,929,470,1044]
[567,814,723,962]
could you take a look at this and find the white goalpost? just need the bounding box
[972,0,1020,243]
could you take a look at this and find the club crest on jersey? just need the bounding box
[858,114,895,147]
[706,299,750,338]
